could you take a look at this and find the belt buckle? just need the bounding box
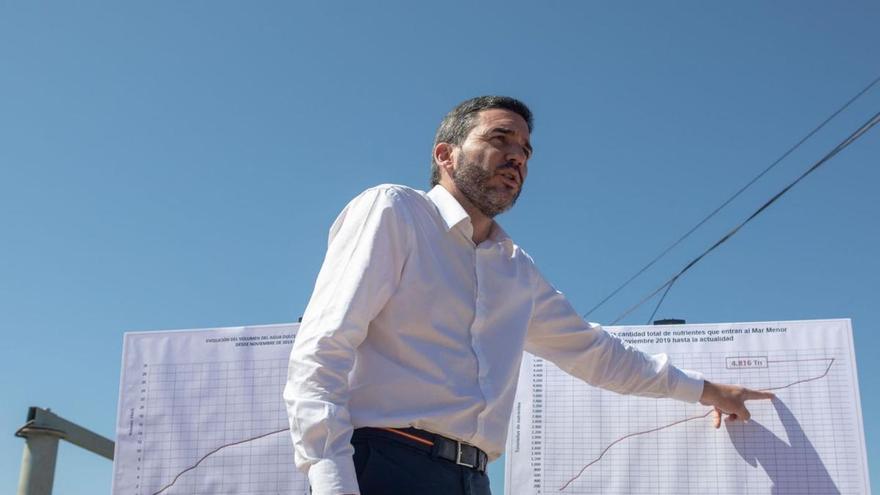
[455,441,475,469]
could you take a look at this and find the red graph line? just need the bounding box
[557,410,714,491]
[761,358,834,392]
[151,427,290,495]
[558,357,835,491]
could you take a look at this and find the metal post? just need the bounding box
[16,427,63,495]
[14,407,115,495]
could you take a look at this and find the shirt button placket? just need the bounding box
[471,246,492,438]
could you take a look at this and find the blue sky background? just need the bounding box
[1,1,878,493]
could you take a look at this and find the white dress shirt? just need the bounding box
[284,184,704,495]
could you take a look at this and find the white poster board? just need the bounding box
[505,319,870,494]
[111,323,307,495]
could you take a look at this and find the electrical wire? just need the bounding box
[607,108,880,325]
[584,74,880,320]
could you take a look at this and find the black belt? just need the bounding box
[354,427,488,473]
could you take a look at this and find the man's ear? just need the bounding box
[433,142,456,177]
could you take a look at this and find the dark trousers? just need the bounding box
[351,427,492,495]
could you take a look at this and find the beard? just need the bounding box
[452,156,522,218]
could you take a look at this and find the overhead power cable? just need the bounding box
[584,74,880,320]
[607,108,880,325]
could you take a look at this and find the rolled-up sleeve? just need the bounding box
[524,269,704,403]
[284,187,412,495]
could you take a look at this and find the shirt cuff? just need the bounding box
[668,367,705,403]
[307,456,360,495]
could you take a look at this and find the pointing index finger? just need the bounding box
[745,389,776,401]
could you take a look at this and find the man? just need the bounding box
[284,96,773,495]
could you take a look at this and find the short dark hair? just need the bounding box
[430,96,533,186]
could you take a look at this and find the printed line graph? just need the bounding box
[558,358,835,491]
[151,427,291,495]
[558,410,716,491]
[507,321,869,495]
[537,349,862,494]
[112,324,309,495]
[138,358,304,495]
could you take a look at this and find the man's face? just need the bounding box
[451,109,532,218]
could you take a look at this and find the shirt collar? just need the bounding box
[427,185,470,232]
[488,222,512,246]
[427,185,513,248]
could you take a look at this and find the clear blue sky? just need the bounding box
[1,1,878,493]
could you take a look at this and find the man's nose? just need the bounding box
[505,149,527,177]
[504,146,525,165]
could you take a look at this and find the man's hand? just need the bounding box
[699,380,775,428]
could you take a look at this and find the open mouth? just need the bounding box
[498,176,519,190]
[496,167,520,190]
